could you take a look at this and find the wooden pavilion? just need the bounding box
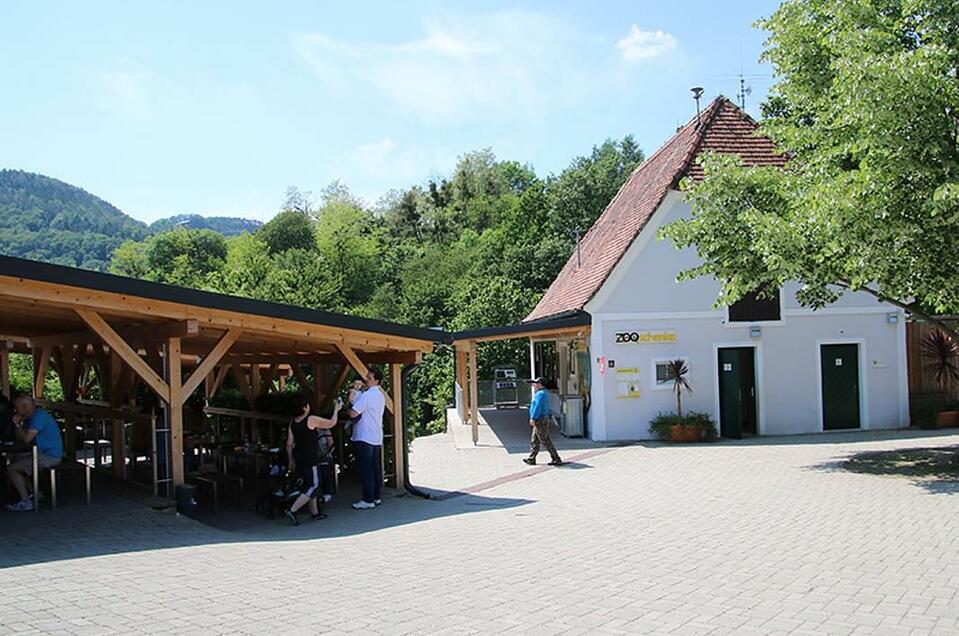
[0,256,443,495]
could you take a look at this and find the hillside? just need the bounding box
[0,169,148,270]
[150,214,261,236]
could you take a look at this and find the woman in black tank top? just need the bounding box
[285,393,342,525]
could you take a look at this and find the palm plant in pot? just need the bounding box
[920,329,959,427]
[649,359,702,442]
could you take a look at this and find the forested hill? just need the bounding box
[150,214,262,236]
[0,169,148,270]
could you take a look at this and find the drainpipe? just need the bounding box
[401,363,431,499]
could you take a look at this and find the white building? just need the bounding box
[522,97,909,441]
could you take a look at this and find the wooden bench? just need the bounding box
[187,472,244,515]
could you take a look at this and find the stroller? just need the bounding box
[254,448,303,519]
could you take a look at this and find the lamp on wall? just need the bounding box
[886,313,899,324]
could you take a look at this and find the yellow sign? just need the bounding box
[614,330,677,344]
[615,367,641,399]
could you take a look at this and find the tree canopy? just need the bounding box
[660,0,959,340]
[109,138,644,433]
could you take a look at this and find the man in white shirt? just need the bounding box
[347,368,386,509]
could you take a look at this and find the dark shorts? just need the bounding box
[295,462,320,499]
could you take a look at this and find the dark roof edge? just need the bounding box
[0,255,446,343]
[453,311,591,341]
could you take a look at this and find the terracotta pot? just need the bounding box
[683,425,702,443]
[936,410,959,428]
[668,424,685,442]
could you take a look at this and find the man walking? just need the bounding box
[523,377,563,466]
[348,369,386,509]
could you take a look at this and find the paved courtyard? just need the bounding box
[2,427,958,635]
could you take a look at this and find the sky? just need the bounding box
[0,1,782,224]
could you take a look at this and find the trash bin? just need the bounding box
[176,483,197,516]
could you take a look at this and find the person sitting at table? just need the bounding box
[5,395,63,512]
[285,393,341,525]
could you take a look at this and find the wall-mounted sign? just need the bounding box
[616,367,641,399]
[614,330,677,344]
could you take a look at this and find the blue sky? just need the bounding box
[0,1,781,224]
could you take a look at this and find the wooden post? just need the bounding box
[468,344,479,445]
[109,351,126,478]
[166,337,185,487]
[32,346,51,399]
[0,342,9,398]
[453,346,469,424]
[313,363,326,410]
[391,363,405,489]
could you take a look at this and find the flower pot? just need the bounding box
[936,410,959,428]
[683,425,701,443]
[668,424,685,442]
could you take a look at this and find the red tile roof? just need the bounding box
[525,96,786,323]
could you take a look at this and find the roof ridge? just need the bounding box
[674,96,731,187]
[572,97,721,251]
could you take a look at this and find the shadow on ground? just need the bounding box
[0,474,532,569]
[810,444,959,495]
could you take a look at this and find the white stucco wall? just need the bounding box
[583,191,909,441]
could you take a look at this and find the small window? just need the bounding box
[651,357,690,390]
[729,288,781,322]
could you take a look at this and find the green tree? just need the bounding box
[660,0,959,341]
[257,210,315,254]
[144,228,228,288]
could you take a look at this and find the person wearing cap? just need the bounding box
[523,377,563,466]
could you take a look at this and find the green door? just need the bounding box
[718,347,757,438]
[821,344,860,430]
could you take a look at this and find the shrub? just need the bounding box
[649,411,717,441]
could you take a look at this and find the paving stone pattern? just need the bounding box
[2,428,958,635]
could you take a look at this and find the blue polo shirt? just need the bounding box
[28,409,63,459]
[529,389,551,420]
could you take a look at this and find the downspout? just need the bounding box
[401,363,431,499]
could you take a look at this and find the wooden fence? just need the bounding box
[906,319,959,400]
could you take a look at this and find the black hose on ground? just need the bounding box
[401,363,431,499]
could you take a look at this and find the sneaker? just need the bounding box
[322,494,333,504]
[352,500,376,510]
[373,499,382,506]
[284,508,300,526]
[548,459,565,466]
[522,458,536,466]
[310,512,327,521]
[6,499,33,512]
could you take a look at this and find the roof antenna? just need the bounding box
[691,87,704,127]
[570,226,583,269]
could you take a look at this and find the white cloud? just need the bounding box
[293,10,597,121]
[349,137,457,191]
[616,25,678,62]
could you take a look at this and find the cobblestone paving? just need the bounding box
[2,428,958,635]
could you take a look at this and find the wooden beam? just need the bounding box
[220,350,423,366]
[452,325,590,345]
[166,337,185,487]
[391,363,405,489]
[455,346,467,423]
[28,319,200,349]
[108,351,126,478]
[0,342,9,398]
[336,343,394,413]
[208,364,230,399]
[229,364,254,404]
[290,364,315,397]
[32,346,51,399]
[0,277,435,352]
[75,308,170,403]
[250,363,261,399]
[320,363,351,411]
[180,328,241,403]
[468,345,479,445]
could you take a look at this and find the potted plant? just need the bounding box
[649,411,718,443]
[920,329,959,428]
